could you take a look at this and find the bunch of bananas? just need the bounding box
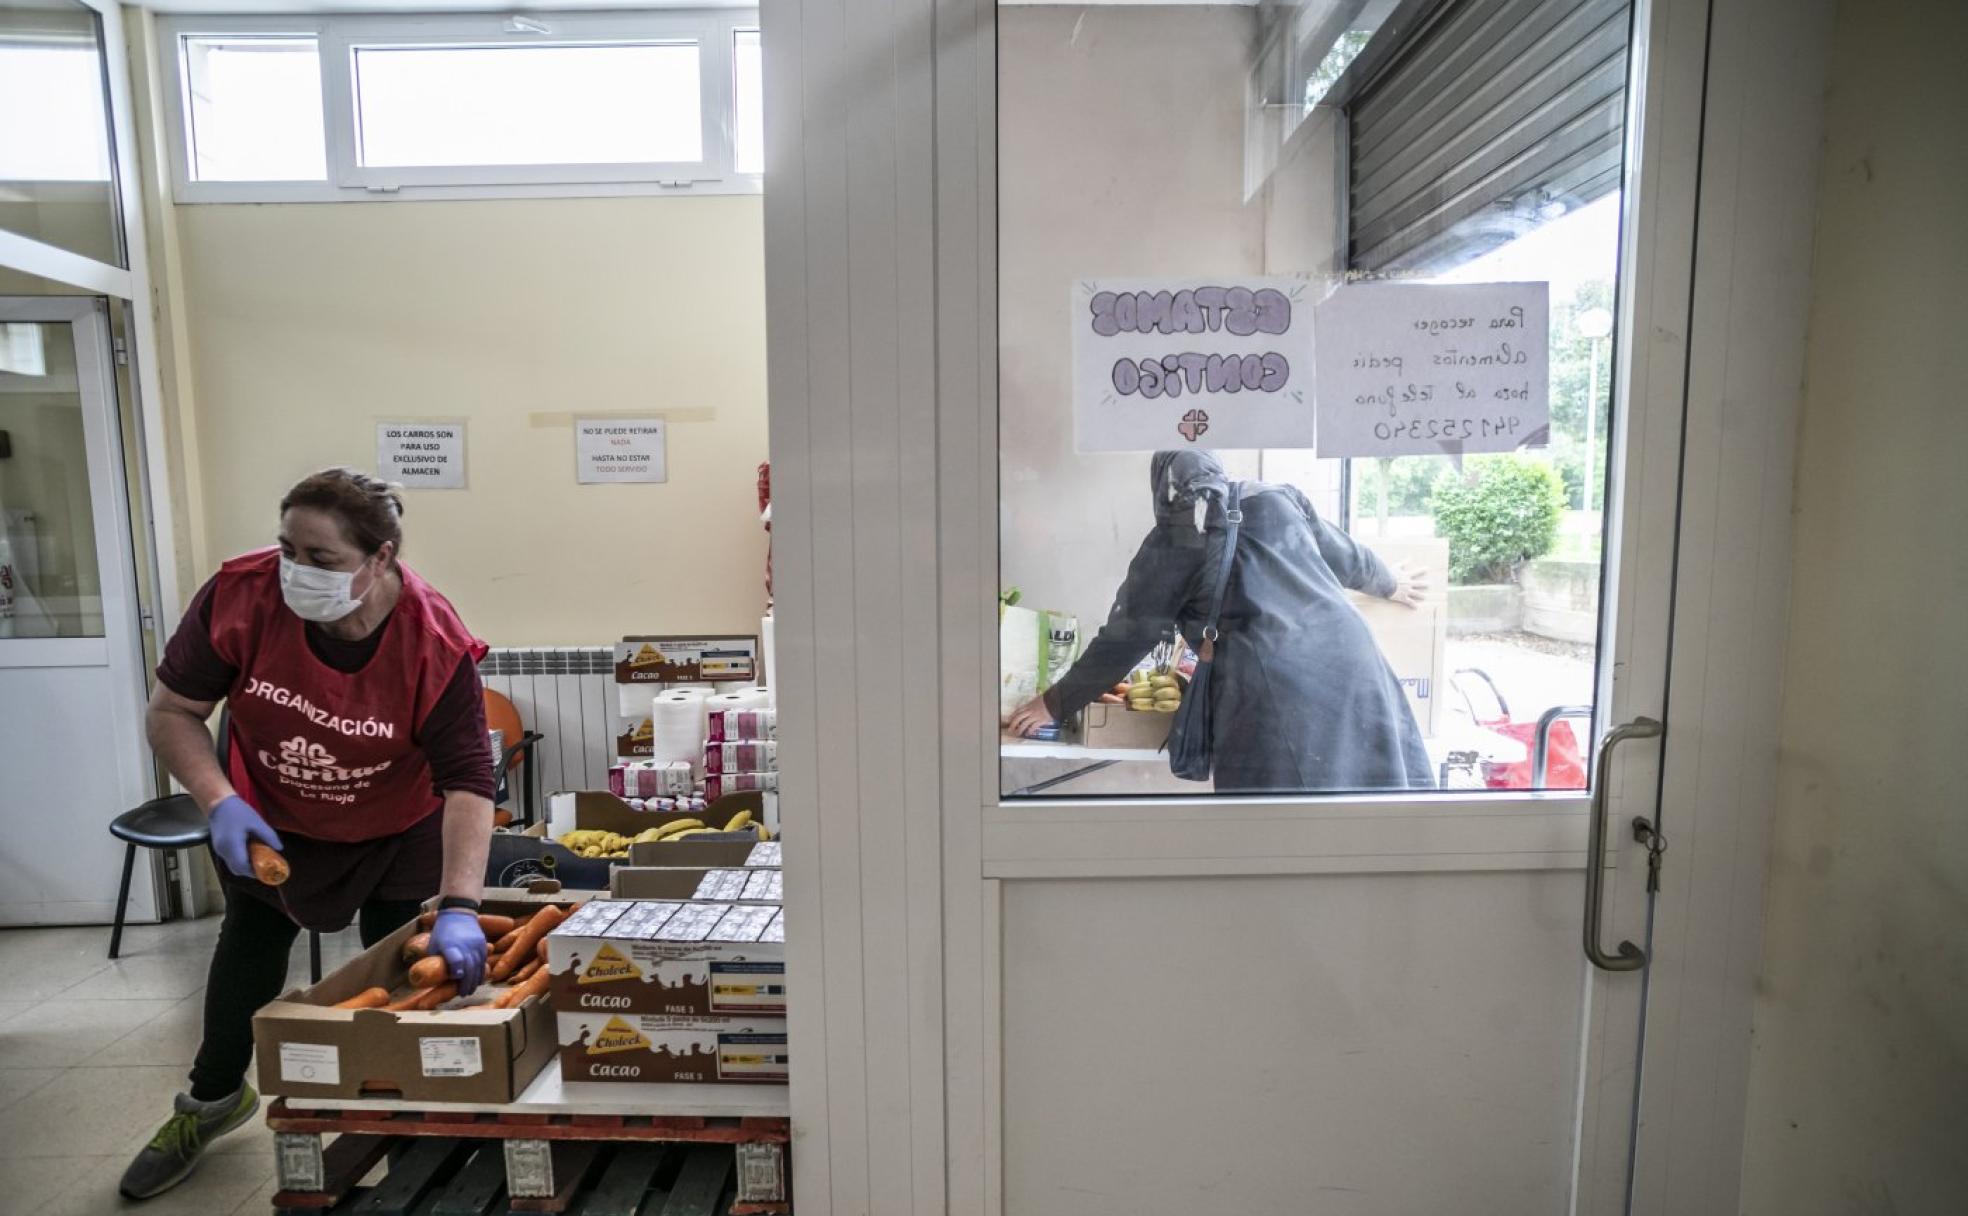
[557,829,635,858]
[633,809,773,843]
[1128,671,1183,713]
[560,810,772,859]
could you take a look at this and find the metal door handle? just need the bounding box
[1584,717,1664,972]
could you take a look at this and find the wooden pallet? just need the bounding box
[267,1102,788,1215]
[268,1136,781,1216]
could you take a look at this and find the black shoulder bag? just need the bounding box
[1166,481,1242,782]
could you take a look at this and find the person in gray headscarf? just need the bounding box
[1007,450,1436,791]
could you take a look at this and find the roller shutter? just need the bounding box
[1347,0,1632,272]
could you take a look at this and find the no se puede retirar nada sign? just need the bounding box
[576,418,668,484]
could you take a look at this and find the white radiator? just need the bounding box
[479,647,617,795]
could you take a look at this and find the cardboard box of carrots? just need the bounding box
[250,888,599,1104]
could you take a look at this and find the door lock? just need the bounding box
[1632,818,1668,893]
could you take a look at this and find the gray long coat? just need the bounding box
[1045,453,1434,792]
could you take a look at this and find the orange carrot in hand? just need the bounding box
[333,987,390,1010]
[408,956,449,988]
[420,909,516,936]
[249,842,289,886]
[401,932,432,964]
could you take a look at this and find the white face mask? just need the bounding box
[279,556,366,623]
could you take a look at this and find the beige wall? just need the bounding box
[999,7,1264,632]
[170,196,768,646]
[1741,1,1968,1210]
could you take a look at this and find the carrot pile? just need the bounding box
[330,902,582,1015]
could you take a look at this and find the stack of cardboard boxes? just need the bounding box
[545,845,787,1086]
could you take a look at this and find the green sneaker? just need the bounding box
[118,1085,260,1200]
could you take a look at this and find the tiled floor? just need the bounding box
[0,914,368,1214]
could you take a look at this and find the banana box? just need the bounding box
[557,1013,788,1085]
[547,898,785,1019]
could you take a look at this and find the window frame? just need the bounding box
[157,11,762,204]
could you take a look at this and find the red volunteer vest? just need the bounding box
[210,548,488,843]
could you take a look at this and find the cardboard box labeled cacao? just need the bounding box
[615,716,655,758]
[557,1013,788,1085]
[547,899,784,1018]
[615,636,760,684]
[251,890,578,1104]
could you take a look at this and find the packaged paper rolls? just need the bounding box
[708,706,776,743]
[704,740,777,775]
[649,688,709,766]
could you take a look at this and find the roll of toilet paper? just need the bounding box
[650,689,710,766]
[705,688,770,716]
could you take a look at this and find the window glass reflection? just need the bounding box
[0,1,123,267]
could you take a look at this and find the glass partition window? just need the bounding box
[160,12,762,200]
[0,321,105,638]
[0,0,123,267]
[183,36,326,182]
[733,28,763,176]
[997,0,1632,798]
[352,43,703,169]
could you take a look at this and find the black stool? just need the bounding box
[107,793,324,980]
[108,795,208,960]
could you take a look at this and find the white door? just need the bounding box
[763,0,1821,1209]
[976,1,1693,1212]
[0,297,155,925]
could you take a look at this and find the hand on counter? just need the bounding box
[1007,694,1057,739]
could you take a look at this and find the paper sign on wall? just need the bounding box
[576,418,668,484]
[1072,277,1317,452]
[1313,282,1551,458]
[377,422,466,489]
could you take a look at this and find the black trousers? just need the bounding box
[187,891,423,1101]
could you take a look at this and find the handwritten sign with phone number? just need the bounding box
[1313,281,1550,458]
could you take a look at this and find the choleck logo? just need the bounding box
[588,1016,651,1055]
[579,943,643,985]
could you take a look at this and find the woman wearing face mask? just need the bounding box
[120,468,494,1202]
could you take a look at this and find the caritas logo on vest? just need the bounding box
[258,736,394,787]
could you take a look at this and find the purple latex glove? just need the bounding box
[430,908,487,995]
[208,794,283,879]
